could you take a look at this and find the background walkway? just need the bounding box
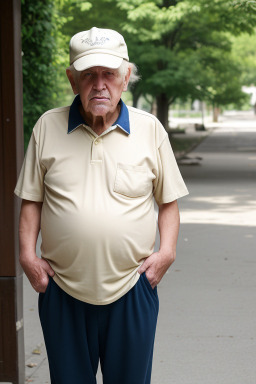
[23,111,256,383]
[152,111,256,384]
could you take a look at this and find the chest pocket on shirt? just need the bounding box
[114,163,152,198]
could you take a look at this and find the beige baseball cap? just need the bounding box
[69,27,129,71]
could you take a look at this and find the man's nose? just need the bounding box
[93,75,106,90]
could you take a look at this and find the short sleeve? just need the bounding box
[14,130,46,202]
[153,135,189,205]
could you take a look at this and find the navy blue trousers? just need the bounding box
[39,273,159,384]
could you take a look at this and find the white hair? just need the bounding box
[68,60,140,86]
[118,61,140,84]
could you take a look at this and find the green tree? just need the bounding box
[231,33,256,86]
[116,0,256,127]
[22,0,75,147]
[22,0,57,146]
[232,0,256,11]
[34,0,256,131]
[202,51,247,121]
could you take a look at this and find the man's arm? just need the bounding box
[19,199,55,292]
[138,200,180,288]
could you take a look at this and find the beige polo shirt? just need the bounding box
[15,97,188,304]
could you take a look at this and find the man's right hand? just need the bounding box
[20,254,55,293]
[18,200,54,293]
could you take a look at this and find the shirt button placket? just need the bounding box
[91,138,103,163]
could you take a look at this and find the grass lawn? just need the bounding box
[169,134,207,158]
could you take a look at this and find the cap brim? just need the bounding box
[73,54,123,71]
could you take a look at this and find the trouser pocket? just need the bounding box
[142,272,158,295]
[38,276,52,317]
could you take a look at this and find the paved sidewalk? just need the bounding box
[23,111,256,383]
[151,111,256,384]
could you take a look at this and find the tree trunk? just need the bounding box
[201,101,205,126]
[213,106,220,122]
[151,99,157,116]
[132,91,140,108]
[156,93,169,130]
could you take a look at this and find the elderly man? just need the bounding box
[15,27,188,384]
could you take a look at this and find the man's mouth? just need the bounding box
[90,96,109,101]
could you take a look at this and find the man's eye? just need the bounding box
[82,72,92,78]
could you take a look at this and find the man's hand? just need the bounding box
[138,200,180,289]
[20,254,55,293]
[19,199,54,293]
[138,250,175,289]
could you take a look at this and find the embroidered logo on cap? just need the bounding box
[81,36,110,46]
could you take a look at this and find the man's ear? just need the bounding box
[66,69,79,95]
[123,66,131,92]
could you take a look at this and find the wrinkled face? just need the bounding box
[68,66,130,123]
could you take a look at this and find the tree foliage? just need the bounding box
[232,0,256,11]
[22,0,58,146]
[22,0,256,132]
[231,32,256,86]
[113,0,256,126]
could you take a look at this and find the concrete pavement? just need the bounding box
[22,111,256,383]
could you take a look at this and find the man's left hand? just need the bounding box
[138,250,176,289]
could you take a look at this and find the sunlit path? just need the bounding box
[152,111,256,384]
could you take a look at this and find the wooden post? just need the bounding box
[0,0,25,383]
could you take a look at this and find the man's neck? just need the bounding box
[79,105,120,136]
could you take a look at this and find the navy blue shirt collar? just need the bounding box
[68,94,130,135]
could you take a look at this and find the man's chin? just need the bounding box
[89,105,113,117]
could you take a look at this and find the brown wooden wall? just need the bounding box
[0,0,25,382]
